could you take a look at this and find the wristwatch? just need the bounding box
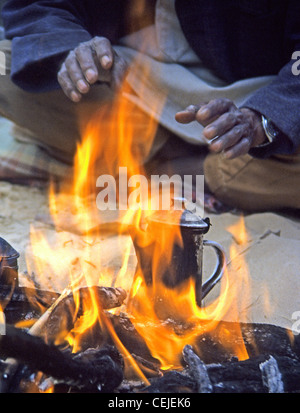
[261,115,280,143]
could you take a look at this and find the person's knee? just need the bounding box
[203,153,266,211]
[204,151,300,212]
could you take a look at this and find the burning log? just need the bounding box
[2,326,299,393]
[0,284,127,393]
[0,285,59,325]
[145,346,300,393]
[99,313,300,366]
[144,370,195,393]
[1,276,300,393]
[67,310,300,393]
[1,314,300,393]
[42,286,127,343]
[0,325,123,392]
[205,354,300,393]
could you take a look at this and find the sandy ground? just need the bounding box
[0,181,49,281]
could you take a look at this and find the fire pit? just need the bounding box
[0,233,300,394]
[1,79,299,394]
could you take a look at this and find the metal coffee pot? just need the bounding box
[130,209,226,307]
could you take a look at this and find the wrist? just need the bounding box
[240,108,266,147]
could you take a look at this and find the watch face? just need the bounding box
[266,120,279,137]
[262,116,279,143]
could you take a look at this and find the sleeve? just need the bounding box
[241,1,300,158]
[244,61,300,159]
[1,0,95,92]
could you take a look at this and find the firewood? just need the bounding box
[130,354,162,378]
[145,353,300,393]
[259,355,284,393]
[102,314,300,366]
[0,325,123,392]
[43,286,127,344]
[183,345,213,393]
[0,286,59,325]
[209,355,300,393]
[193,321,300,364]
[0,283,127,392]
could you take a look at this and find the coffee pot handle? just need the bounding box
[201,240,226,300]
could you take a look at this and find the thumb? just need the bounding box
[175,104,202,124]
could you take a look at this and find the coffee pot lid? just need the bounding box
[0,237,20,259]
[146,209,210,233]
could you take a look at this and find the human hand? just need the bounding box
[175,98,266,159]
[57,36,128,102]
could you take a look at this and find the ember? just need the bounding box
[0,286,300,393]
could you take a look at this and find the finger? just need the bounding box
[110,53,128,90]
[57,63,82,102]
[64,51,90,94]
[75,42,99,84]
[175,105,202,124]
[203,111,242,141]
[223,137,252,159]
[196,98,236,126]
[209,124,246,152]
[92,36,114,70]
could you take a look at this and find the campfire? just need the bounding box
[1,61,300,394]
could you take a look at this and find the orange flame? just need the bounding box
[127,214,251,369]
[25,33,253,384]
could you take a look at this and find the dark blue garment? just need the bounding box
[1,0,300,156]
[175,0,300,157]
[2,0,128,91]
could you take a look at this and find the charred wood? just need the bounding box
[193,321,300,364]
[104,315,300,365]
[130,354,162,378]
[145,348,300,393]
[1,322,300,393]
[259,355,284,393]
[0,286,59,325]
[43,286,127,343]
[145,370,195,393]
[1,287,300,394]
[71,313,300,371]
[183,345,213,393]
[68,312,157,362]
[207,354,300,393]
[0,325,123,392]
